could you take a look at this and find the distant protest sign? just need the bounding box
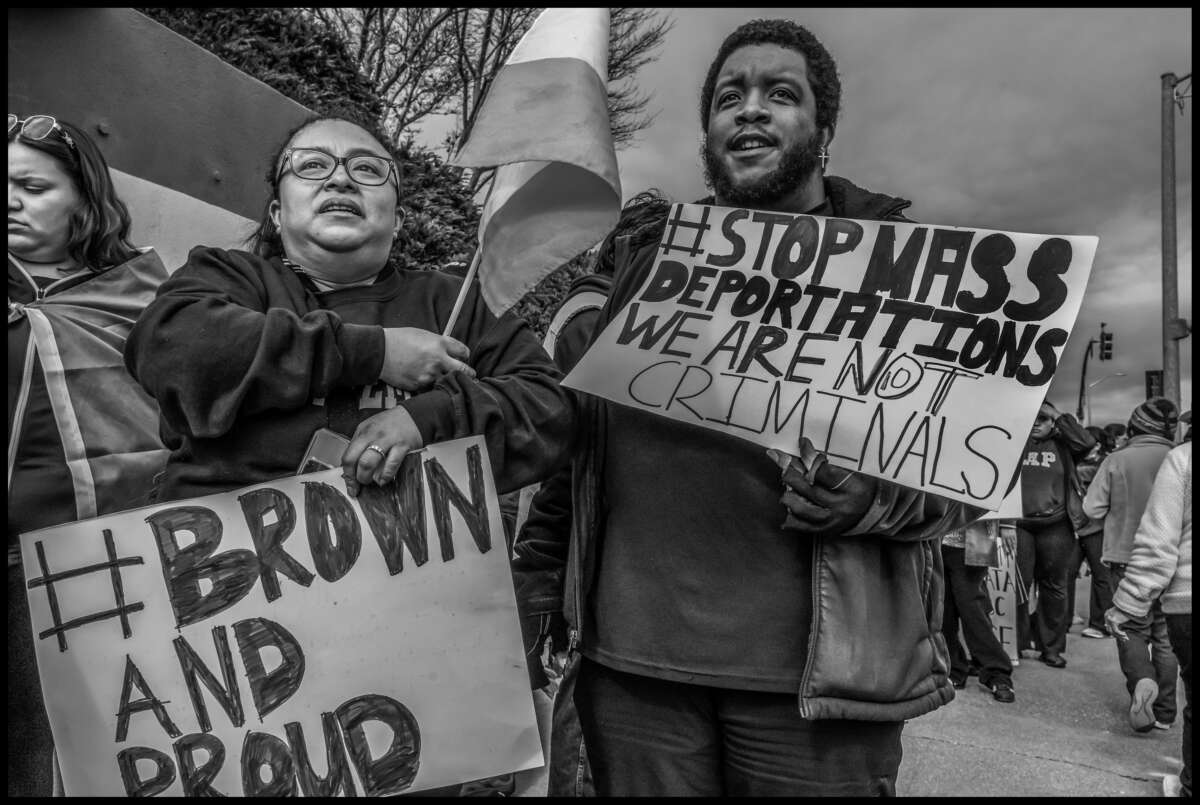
[19,436,540,797]
[564,203,1097,510]
[986,524,1022,661]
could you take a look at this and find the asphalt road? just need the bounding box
[898,575,1187,797]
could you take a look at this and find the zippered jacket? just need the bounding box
[1083,433,1178,563]
[8,250,169,547]
[515,177,985,720]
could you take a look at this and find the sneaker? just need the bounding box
[1081,627,1109,639]
[1153,720,1173,731]
[984,679,1016,703]
[1163,774,1182,797]
[1129,678,1159,732]
[951,676,967,689]
[1039,653,1067,668]
[1072,614,1085,626]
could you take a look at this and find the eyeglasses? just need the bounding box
[277,147,397,188]
[8,114,76,150]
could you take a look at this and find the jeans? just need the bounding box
[548,652,594,796]
[1015,519,1075,657]
[942,545,1013,687]
[574,657,902,796]
[1109,564,1179,724]
[1067,532,1113,631]
[1166,614,1191,797]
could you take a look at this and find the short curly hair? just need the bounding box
[699,19,841,137]
[592,189,673,277]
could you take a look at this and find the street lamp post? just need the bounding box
[1086,372,1127,426]
[1162,71,1192,408]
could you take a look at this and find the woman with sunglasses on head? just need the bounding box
[125,114,572,509]
[8,114,169,795]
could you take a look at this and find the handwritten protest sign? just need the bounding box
[564,203,1097,510]
[986,524,1022,661]
[19,436,540,797]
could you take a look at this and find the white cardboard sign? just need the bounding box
[20,436,540,796]
[564,203,1097,510]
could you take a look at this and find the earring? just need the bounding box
[818,145,830,170]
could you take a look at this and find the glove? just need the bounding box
[770,438,878,537]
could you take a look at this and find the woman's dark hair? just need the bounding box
[246,111,401,258]
[1085,425,1115,456]
[699,19,842,137]
[8,117,139,270]
[592,189,673,277]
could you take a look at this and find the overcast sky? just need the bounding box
[421,7,1193,427]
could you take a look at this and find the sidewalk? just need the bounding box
[899,576,1186,796]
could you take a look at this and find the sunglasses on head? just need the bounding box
[8,114,76,150]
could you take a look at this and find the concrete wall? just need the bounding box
[8,8,314,271]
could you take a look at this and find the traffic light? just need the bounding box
[1099,330,1114,361]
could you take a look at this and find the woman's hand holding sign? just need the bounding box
[342,407,425,496]
[770,438,878,537]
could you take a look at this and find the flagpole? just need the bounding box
[442,248,481,337]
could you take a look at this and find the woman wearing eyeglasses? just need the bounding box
[124,114,573,507]
[8,114,169,795]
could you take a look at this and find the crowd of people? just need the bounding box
[8,15,1192,799]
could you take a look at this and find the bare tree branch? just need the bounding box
[306,7,672,153]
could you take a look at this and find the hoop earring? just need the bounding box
[818,145,830,170]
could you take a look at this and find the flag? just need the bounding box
[10,250,169,519]
[450,7,621,317]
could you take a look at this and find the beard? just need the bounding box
[702,130,823,208]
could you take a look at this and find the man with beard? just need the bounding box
[515,18,982,796]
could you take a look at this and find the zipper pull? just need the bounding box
[8,300,27,324]
[567,627,580,654]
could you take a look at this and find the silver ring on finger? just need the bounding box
[365,444,387,458]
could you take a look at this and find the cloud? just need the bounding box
[614,8,1192,425]
[416,9,1192,425]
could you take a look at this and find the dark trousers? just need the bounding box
[574,657,902,796]
[1015,519,1075,657]
[1166,614,1191,796]
[8,562,55,796]
[1109,564,1179,724]
[941,545,1013,687]
[1067,532,1113,631]
[548,652,594,796]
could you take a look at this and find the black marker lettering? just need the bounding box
[147,506,258,628]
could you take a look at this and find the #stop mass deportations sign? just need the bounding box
[20,436,540,797]
[564,203,1097,511]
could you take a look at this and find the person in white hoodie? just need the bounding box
[1107,440,1192,797]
